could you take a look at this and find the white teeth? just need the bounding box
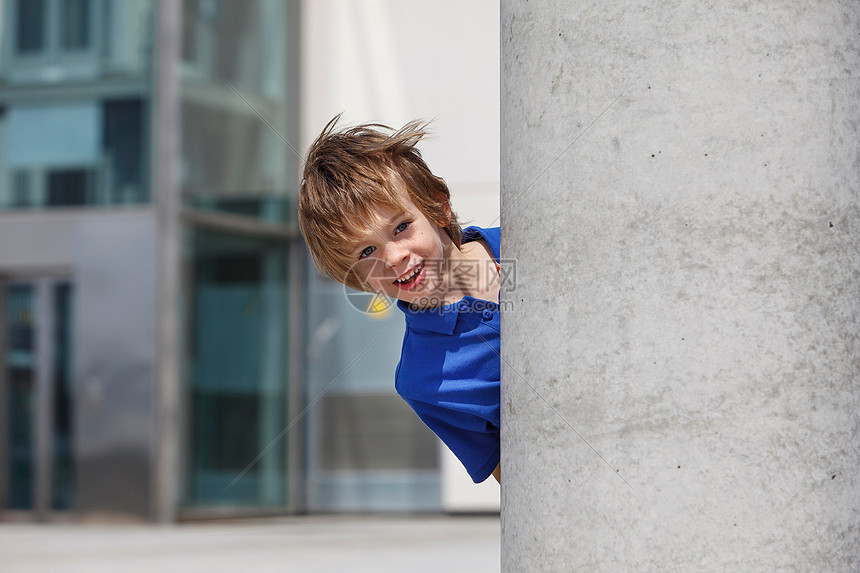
[396,263,422,284]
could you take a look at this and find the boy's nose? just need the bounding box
[382,242,409,271]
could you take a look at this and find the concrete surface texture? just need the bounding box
[501,0,860,571]
[0,515,500,573]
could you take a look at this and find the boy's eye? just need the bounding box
[359,246,375,259]
[395,221,410,233]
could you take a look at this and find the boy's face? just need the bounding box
[346,183,453,307]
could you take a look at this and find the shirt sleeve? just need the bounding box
[403,394,500,483]
[395,325,501,483]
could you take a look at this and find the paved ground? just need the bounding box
[0,514,500,573]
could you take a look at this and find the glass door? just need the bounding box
[0,277,75,519]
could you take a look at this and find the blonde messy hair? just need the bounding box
[299,115,461,291]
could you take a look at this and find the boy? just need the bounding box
[299,117,501,484]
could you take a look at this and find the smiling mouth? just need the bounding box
[394,262,424,285]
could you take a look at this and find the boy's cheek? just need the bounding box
[356,260,390,289]
[372,260,395,283]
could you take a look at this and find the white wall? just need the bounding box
[301,0,500,228]
[301,0,500,511]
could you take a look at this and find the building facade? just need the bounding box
[0,0,499,522]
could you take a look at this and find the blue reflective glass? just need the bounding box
[183,229,289,508]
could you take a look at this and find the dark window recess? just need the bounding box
[103,99,146,203]
[15,0,46,54]
[214,255,261,283]
[60,0,90,50]
[8,370,34,509]
[191,391,260,471]
[51,283,75,510]
[47,169,93,206]
[196,255,262,285]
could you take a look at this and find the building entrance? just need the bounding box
[0,277,74,520]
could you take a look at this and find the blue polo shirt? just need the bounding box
[395,226,501,483]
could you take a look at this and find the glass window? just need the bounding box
[15,0,46,55]
[304,272,442,511]
[59,0,91,51]
[47,168,94,206]
[180,0,296,224]
[182,228,290,508]
[181,102,291,222]
[2,1,155,85]
[0,99,149,210]
[11,171,33,208]
[5,284,35,509]
[102,99,148,205]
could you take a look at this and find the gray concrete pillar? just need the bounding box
[501,1,860,570]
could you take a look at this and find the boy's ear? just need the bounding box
[431,190,452,226]
[440,201,451,225]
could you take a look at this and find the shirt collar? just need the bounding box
[396,226,499,334]
[397,299,461,334]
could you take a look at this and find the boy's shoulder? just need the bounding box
[461,225,500,260]
[394,320,500,405]
[461,225,500,244]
